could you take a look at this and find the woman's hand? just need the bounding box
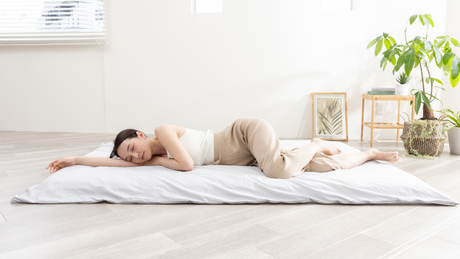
[46,156,77,174]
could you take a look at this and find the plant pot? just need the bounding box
[400,120,446,157]
[448,127,460,155]
[395,83,409,95]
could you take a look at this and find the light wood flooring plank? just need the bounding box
[257,204,361,236]
[429,172,460,193]
[162,204,306,246]
[219,247,276,259]
[0,171,9,179]
[413,160,460,183]
[432,217,460,246]
[0,174,46,195]
[27,134,113,144]
[0,232,182,259]
[5,167,51,178]
[257,205,413,258]
[0,204,195,254]
[0,204,252,255]
[0,145,15,150]
[393,237,460,259]
[14,147,97,159]
[447,187,460,202]
[153,224,283,259]
[361,205,460,247]
[305,233,397,259]
[0,212,6,224]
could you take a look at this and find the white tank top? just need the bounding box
[166,128,214,166]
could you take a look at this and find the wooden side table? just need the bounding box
[361,94,415,147]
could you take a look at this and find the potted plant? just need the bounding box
[395,73,411,95]
[439,108,460,155]
[367,14,460,156]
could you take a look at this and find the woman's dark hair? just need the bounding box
[110,129,146,158]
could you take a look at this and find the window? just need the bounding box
[0,0,106,46]
[192,0,223,14]
[323,0,357,11]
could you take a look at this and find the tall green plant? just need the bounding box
[367,14,460,120]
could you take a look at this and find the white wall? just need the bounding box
[0,46,105,133]
[0,0,452,139]
[441,0,460,112]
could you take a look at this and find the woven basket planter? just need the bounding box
[400,120,446,157]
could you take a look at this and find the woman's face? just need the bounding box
[117,132,152,164]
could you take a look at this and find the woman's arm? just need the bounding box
[46,156,139,174]
[154,124,194,171]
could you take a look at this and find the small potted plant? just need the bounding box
[395,73,411,95]
[439,108,460,155]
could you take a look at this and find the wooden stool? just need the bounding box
[361,94,415,147]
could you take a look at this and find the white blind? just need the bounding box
[0,0,106,46]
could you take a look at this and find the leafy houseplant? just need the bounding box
[439,108,460,155]
[396,72,411,85]
[367,14,460,156]
[367,14,460,120]
[395,72,411,95]
[439,108,460,131]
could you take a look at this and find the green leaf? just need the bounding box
[418,48,430,62]
[418,15,426,26]
[451,38,460,47]
[384,38,391,49]
[380,56,386,68]
[432,45,442,65]
[451,55,460,80]
[436,36,446,39]
[382,59,388,71]
[414,92,422,114]
[390,56,397,65]
[421,92,431,109]
[426,77,443,85]
[388,36,396,45]
[414,36,422,42]
[437,39,447,48]
[434,85,445,91]
[409,14,418,24]
[367,39,377,49]
[424,41,433,52]
[424,14,434,27]
[388,49,397,61]
[414,56,420,68]
[444,58,453,74]
[394,52,407,73]
[375,39,383,56]
[425,92,442,105]
[450,71,460,87]
[405,49,415,76]
[383,32,389,38]
[443,52,455,65]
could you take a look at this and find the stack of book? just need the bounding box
[368,86,395,95]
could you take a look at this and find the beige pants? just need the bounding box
[212,118,350,179]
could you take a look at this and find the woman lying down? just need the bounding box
[47,118,399,179]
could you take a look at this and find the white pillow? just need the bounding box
[11,140,458,205]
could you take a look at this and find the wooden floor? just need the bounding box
[1,131,460,259]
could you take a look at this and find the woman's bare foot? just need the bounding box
[366,148,399,163]
[311,138,341,155]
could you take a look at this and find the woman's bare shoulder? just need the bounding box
[154,124,186,139]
